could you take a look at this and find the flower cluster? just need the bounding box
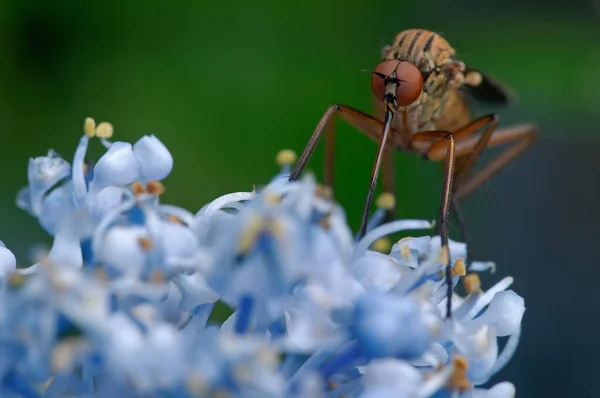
[0,118,524,397]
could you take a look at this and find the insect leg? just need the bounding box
[427,113,498,180]
[357,110,395,239]
[426,114,499,265]
[381,147,396,220]
[448,124,537,200]
[324,115,336,189]
[450,195,472,265]
[289,105,401,182]
[412,130,456,319]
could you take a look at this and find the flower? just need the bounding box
[0,118,524,397]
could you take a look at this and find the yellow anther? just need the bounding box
[315,184,333,200]
[275,149,297,166]
[463,273,482,294]
[138,236,154,251]
[51,340,77,372]
[376,192,396,210]
[38,377,54,392]
[167,214,183,224]
[396,236,414,244]
[84,117,96,137]
[439,245,449,266]
[95,122,114,138]
[131,181,146,196]
[264,192,282,205]
[8,272,26,287]
[237,214,264,253]
[146,181,165,196]
[212,389,231,398]
[94,267,110,281]
[185,371,208,395]
[452,258,466,277]
[266,218,285,237]
[372,237,391,253]
[151,270,165,284]
[400,244,411,259]
[320,213,331,230]
[448,355,471,393]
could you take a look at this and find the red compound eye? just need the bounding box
[371,60,423,107]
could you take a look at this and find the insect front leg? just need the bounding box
[289,104,400,183]
[412,130,457,319]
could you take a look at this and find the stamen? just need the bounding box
[94,267,110,281]
[448,355,471,393]
[95,122,114,139]
[264,192,282,205]
[371,237,391,253]
[167,214,183,224]
[463,273,481,294]
[84,117,96,137]
[375,192,395,210]
[151,270,165,284]
[146,181,165,196]
[452,258,466,277]
[315,184,333,200]
[320,213,331,229]
[138,236,154,251]
[275,149,297,166]
[8,272,27,287]
[131,181,146,196]
[439,245,449,266]
[237,214,264,253]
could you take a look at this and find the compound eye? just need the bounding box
[370,60,400,101]
[395,61,423,106]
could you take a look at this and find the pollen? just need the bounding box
[95,122,114,139]
[131,181,146,196]
[452,258,466,276]
[146,181,165,196]
[376,192,396,210]
[448,355,471,393]
[84,117,96,137]
[463,273,482,294]
[138,236,154,251]
[275,149,297,166]
[237,214,264,253]
[372,237,391,253]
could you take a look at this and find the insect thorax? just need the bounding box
[383,29,469,133]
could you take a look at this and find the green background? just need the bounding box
[0,1,598,396]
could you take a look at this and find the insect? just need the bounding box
[288,29,537,317]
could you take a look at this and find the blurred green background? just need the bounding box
[1,0,599,396]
